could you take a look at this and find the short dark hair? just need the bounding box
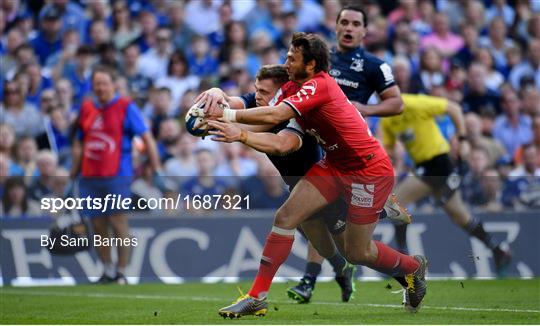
[336,5,368,27]
[91,65,118,82]
[256,64,289,85]
[291,32,330,73]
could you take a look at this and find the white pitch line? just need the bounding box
[2,289,539,314]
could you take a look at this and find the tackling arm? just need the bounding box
[207,120,302,156]
[211,102,296,125]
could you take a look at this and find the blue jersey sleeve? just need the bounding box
[124,102,148,136]
[240,92,256,108]
[367,56,396,95]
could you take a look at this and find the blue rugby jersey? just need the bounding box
[329,46,396,105]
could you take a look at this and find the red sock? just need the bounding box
[248,232,294,299]
[372,241,420,276]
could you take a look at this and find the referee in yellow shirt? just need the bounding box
[381,94,511,275]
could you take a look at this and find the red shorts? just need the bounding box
[305,158,394,224]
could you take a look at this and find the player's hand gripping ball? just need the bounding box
[185,101,229,137]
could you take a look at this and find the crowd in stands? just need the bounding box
[1,0,539,217]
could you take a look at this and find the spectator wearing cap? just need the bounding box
[29,5,63,65]
[509,38,540,90]
[493,89,533,157]
[138,27,173,82]
[39,1,86,38]
[155,51,200,112]
[421,12,464,59]
[462,63,501,115]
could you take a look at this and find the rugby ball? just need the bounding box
[185,101,229,137]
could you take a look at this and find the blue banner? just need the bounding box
[1,212,538,286]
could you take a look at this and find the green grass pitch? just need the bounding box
[1,278,539,324]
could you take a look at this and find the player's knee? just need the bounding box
[274,206,298,229]
[345,247,372,265]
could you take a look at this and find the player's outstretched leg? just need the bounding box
[218,179,331,318]
[404,255,428,313]
[218,294,269,319]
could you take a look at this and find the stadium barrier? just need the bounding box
[0,211,538,286]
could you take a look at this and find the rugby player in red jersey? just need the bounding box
[207,33,428,317]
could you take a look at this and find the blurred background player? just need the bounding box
[71,66,161,284]
[286,4,407,303]
[380,94,512,276]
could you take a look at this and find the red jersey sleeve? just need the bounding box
[282,75,328,116]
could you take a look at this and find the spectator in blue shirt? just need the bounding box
[30,6,63,65]
[493,88,533,157]
[22,62,54,107]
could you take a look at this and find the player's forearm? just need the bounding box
[356,97,404,117]
[225,105,291,125]
[242,131,297,155]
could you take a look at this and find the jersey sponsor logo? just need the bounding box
[84,131,117,160]
[289,80,317,103]
[351,183,374,207]
[329,69,341,77]
[334,77,359,88]
[350,58,364,72]
[379,63,395,85]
